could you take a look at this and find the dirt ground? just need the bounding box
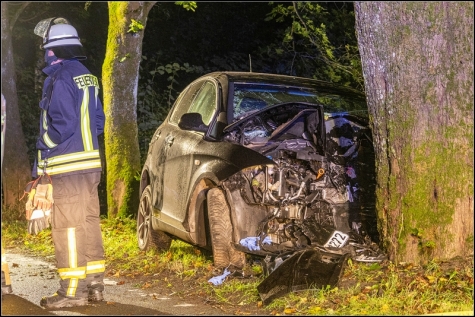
[103,261,273,315]
[102,252,474,315]
[4,246,473,316]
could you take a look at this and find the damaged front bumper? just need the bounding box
[234,226,386,304]
[257,248,350,305]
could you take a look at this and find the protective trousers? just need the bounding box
[51,172,105,298]
[1,244,13,295]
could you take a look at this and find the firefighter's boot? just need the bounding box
[88,281,104,302]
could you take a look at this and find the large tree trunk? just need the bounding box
[354,2,474,264]
[1,2,32,212]
[102,1,157,218]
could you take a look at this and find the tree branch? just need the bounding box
[9,2,29,30]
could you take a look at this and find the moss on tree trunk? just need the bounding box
[355,2,474,264]
[102,1,156,218]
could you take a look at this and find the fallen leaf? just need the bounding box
[425,275,436,283]
[284,307,296,314]
[117,280,125,285]
[308,306,322,314]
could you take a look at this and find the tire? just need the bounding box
[207,188,246,269]
[137,185,172,252]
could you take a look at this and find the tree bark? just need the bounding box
[1,2,32,211]
[102,1,157,218]
[354,2,474,264]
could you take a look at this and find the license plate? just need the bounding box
[324,230,349,248]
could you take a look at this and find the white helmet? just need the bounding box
[34,17,82,49]
[43,24,82,49]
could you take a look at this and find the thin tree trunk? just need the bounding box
[1,2,32,213]
[102,1,157,217]
[355,2,474,264]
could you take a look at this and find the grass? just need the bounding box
[1,216,473,315]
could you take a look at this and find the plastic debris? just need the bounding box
[208,268,231,286]
[103,278,118,285]
[239,236,272,251]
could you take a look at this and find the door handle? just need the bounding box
[165,135,174,145]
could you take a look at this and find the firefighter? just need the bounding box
[32,18,106,309]
[1,93,13,298]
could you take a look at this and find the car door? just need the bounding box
[159,79,219,229]
[148,82,195,219]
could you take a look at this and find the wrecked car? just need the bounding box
[136,71,386,303]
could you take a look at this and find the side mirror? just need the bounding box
[178,113,208,132]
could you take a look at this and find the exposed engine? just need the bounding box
[222,103,386,263]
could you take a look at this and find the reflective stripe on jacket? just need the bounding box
[35,59,105,177]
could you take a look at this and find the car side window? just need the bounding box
[169,81,203,124]
[188,81,217,126]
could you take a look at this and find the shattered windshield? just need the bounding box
[232,83,365,122]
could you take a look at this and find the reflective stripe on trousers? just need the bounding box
[51,172,105,298]
[1,245,12,286]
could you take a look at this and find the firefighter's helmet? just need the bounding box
[34,17,82,49]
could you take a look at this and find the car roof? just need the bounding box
[199,71,366,102]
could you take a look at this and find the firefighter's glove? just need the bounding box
[33,183,54,211]
[23,175,54,234]
[27,209,52,235]
[25,188,36,221]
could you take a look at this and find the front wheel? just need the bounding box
[207,188,246,269]
[137,185,172,252]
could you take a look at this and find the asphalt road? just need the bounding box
[1,251,233,316]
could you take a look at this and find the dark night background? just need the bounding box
[11,1,359,161]
[8,2,365,219]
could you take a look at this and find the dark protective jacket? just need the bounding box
[34,59,105,177]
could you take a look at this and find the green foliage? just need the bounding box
[2,221,29,246]
[100,216,146,270]
[264,2,364,90]
[127,19,144,33]
[1,192,29,222]
[2,220,55,257]
[175,1,197,12]
[12,40,43,165]
[137,55,204,163]
[201,278,262,306]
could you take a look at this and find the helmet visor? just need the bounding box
[34,17,56,38]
